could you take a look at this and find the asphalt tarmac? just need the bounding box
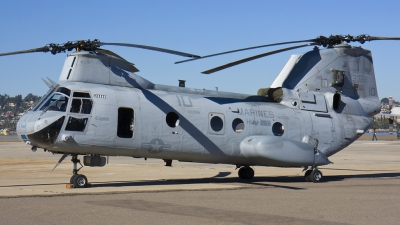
[1,137,400,224]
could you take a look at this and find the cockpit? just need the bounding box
[18,86,94,148]
[31,87,93,114]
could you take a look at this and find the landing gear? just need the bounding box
[304,167,323,183]
[53,154,90,188]
[69,155,89,188]
[164,159,172,167]
[237,166,254,179]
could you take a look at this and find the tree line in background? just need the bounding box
[380,97,397,105]
[0,93,41,130]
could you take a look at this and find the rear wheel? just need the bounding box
[238,167,254,179]
[304,170,312,182]
[310,170,322,183]
[238,167,246,179]
[244,167,254,179]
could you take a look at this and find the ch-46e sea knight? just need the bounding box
[2,35,399,188]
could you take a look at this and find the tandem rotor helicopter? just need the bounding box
[2,34,399,188]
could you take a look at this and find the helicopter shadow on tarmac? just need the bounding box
[89,170,400,190]
[1,171,400,191]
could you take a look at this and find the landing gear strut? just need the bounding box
[69,155,89,188]
[304,166,323,183]
[237,166,254,179]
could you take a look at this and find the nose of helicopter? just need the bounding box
[17,111,66,148]
[16,111,41,143]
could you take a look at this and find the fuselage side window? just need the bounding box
[117,108,134,138]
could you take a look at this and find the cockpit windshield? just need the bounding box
[57,87,71,96]
[40,93,69,112]
[32,88,56,111]
[32,87,71,112]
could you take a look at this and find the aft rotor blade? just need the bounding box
[98,42,200,58]
[0,46,50,57]
[202,43,313,74]
[175,39,315,64]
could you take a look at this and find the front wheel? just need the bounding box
[70,175,76,184]
[73,174,88,188]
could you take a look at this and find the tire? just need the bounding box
[73,174,88,188]
[244,167,254,179]
[310,170,322,183]
[70,175,76,184]
[238,167,246,179]
[304,170,312,182]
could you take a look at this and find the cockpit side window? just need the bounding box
[65,117,88,132]
[70,92,92,114]
[82,99,92,114]
[71,99,81,113]
[73,92,90,98]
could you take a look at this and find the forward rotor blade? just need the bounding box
[98,42,200,58]
[367,36,400,41]
[0,46,50,57]
[175,39,315,64]
[202,43,313,74]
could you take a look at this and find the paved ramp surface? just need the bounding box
[1,140,400,224]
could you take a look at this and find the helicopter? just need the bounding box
[2,34,399,188]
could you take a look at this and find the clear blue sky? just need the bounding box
[1,0,399,100]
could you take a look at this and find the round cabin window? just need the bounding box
[210,116,223,132]
[272,122,284,136]
[166,112,179,127]
[232,118,244,133]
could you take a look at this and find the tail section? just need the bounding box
[275,44,380,117]
[344,46,380,116]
